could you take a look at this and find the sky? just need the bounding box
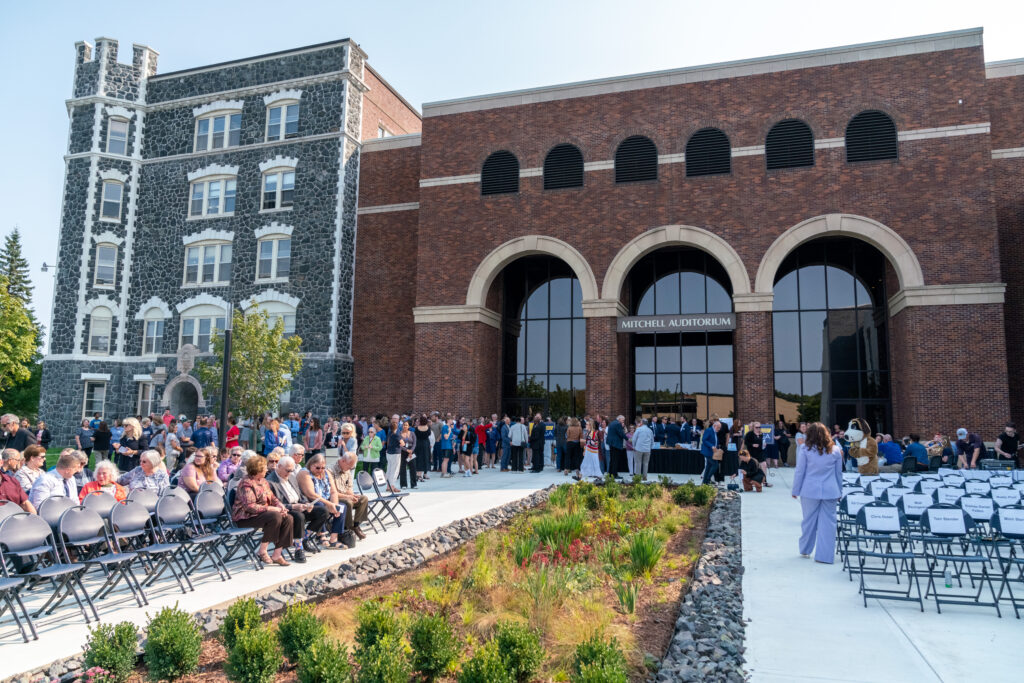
[1,0,1021,347]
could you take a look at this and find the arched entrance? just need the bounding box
[162,373,205,420]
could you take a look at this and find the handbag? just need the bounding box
[712,448,724,461]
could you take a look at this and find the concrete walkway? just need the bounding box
[742,466,1020,683]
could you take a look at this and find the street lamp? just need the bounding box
[218,304,233,449]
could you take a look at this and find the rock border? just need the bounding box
[655,489,746,682]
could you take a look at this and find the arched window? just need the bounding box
[481,151,519,195]
[88,307,112,355]
[615,136,658,183]
[765,119,814,170]
[845,111,897,163]
[251,301,297,338]
[685,128,731,177]
[543,144,584,190]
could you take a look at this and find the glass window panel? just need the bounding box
[873,318,888,370]
[285,104,299,137]
[774,271,798,310]
[570,318,585,373]
[195,118,209,151]
[219,244,232,282]
[228,114,241,146]
[108,119,128,155]
[774,371,802,396]
[772,312,800,371]
[524,320,547,374]
[515,327,525,372]
[681,337,706,372]
[211,115,225,149]
[634,334,655,373]
[202,246,216,282]
[206,180,220,214]
[549,320,571,372]
[277,239,290,277]
[548,277,571,318]
[826,265,856,310]
[800,311,827,370]
[681,373,707,396]
[258,241,273,278]
[706,277,732,313]
[637,287,655,315]
[855,278,873,309]
[268,107,281,140]
[281,172,295,207]
[224,180,236,214]
[182,318,194,345]
[190,183,204,216]
[654,272,680,315]
[708,373,733,396]
[707,336,733,372]
[680,271,705,314]
[526,282,548,319]
[573,373,586,391]
[861,371,889,399]
[656,335,681,373]
[263,174,278,209]
[571,279,583,317]
[831,372,859,399]
[801,371,823,397]
[798,265,826,309]
[826,309,859,371]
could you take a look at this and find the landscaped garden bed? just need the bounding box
[65,479,732,683]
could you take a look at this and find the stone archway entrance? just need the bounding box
[169,381,199,420]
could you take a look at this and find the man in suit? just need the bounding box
[266,455,326,562]
[700,419,720,485]
[606,415,627,480]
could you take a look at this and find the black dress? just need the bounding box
[116,437,141,472]
[413,427,431,474]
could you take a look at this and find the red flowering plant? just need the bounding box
[78,667,115,683]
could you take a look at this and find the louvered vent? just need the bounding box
[685,128,731,177]
[543,144,584,189]
[615,136,658,183]
[765,119,814,170]
[481,151,519,195]
[845,111,897,163]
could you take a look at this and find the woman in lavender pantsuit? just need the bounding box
[791,422,844,563]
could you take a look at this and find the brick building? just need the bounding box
[43,27,1024,443]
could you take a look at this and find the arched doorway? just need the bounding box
[164,375,202,419]
[772,237,891,433]
[500,256,586,418]
[627,247,734,422]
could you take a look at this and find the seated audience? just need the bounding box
[117,450,170,493]
[0,462,36,513]
[179,446,217,494]
[217,447,243,482]
[328,451,369,542]
[231,455,293,566]
[296,454,346,546]
[15,445,46,493]
[267,455,329,561]
[2,448,22,476]
[878,434,903,465]
[70,450,95,488]
[79,460,127,502]
[29,450,82,507]
[903,434,930,471]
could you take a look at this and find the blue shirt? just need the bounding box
[192,427,213,449]
[904,442,927,466]
[440,424,452,450]
[286,419,300,439]
[699,428,718,458]
[879,441,903,464]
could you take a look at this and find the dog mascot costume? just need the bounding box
[846,418,878,475]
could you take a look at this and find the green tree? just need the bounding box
[196,309,303,420]
[0,228,43,417]
[0,275,37,410]
[0,228,33,303]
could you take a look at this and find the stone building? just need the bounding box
[43,27,1024,444]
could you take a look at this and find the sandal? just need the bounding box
[273,555,290,566]
[258,553,273,564]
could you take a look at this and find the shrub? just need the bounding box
[672,481,696,506]
[144,605,202,681]
[532,511,585,556]
[408,614,458,681]
[628,529,666,576]
[225,624,282,683]
[354,600,404,651]
[584,490,604,511]
[494,621,543,683]
[297,637,352,683]
[547,484,569,508]
[513,535,540,567]
[83,621,138,683]
[692,483,716,507]
[458,640,514,683]
[278,601,326,663]
[602,475,621,498]
[223,597,262,650]
[354,633,411,683]
[657,475,674,491]
[576,481,595,496]
[571,634,628,682]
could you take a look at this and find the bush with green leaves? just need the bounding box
[494,620,543,683]
[692,483,716,507]
[628,529,666,576]
[457,640,514,683]
[225,624,282,683]
[408,614,457,681]
[532,511,585,556]
[297,637,352,683]
[354,600,404,651]
[672,481,697,506]
[571,634,628,682]
[354,633,411,683]
[83,621,138,683]
[602,474,621,498]
[144,605,202,681]
[222,597,262,650]
[278,601,326,663]
[512,535,540,566]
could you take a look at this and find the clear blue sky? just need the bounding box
[2,0,1021,345]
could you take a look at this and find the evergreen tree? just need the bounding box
[0,275,36,410]
[0,228,33,304]
[0,227,43,417]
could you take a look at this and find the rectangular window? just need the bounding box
[137,382,155,417]
[181,316,225,353]
[256,237,291,280]
[377,125,390,139]
[143,319,164,354]
[262,173,278,210]
[94,244,117,287]
[188,177,236,218]
[219,244,232,282]
[101,181,123,221]
[201,245,217,283]
[268,313,296,338]
[183,242,231,285]
[195,113,241,152]
[266,103,300,141]
[185,246,200,284]
[107,118,129,155]
[83,382,106,420]
[89,315,111,355]
[262,170,296,211]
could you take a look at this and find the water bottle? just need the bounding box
[944,567,952,588]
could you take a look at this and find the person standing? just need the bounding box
[564,417,583,477]
[413,416,432,482]
[774,420,791,467]
[579,419,604,481]
[529,414,546,473]
[994,423,1020,465]
[74,419,94,460]
[955,427,985,469]
[606,415,626,480]
[509,417,528,473]
[439,418,455,478]
[400,419,417,488]
[225,417,240,450]
[791,422,843,563]
[700,419,720,485]
[633,419,654,480]
[499,416,512,471]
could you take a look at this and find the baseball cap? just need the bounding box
[956,428,968,438]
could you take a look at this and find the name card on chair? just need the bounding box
[937,487,965,505]
[959,497,994,521]
[998,508,1024,535]
[919,480,941,493]
[845,493,875,516]
[928,508,966,534]
[885,487,911,504]
[901,494,932,517]
[991,488,1021,507]
[938,467,958,477]
[990,476,1012,487]
[878,473,900,481]
[860,475,880,486]
[865,506,901,532]
[965,481,991,495]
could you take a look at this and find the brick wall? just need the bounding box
[734,311,775,422]
[585,317,629,418]
[411,321,500,415]
[361,67,421,140]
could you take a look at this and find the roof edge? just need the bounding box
[986,58,1024,79]
[151,38,352,81]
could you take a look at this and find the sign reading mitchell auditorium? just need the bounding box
[616,313,737,333]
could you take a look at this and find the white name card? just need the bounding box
[964,470,992,481]
[938,467,957,477]
[900,475,922,487]
[998,508,1024,535]
[928,508,966,534]
[879,473,900,481]
[919,480,942,493]
[960,497,994,521]
[991,488,1021,507]
[843,473,860,484]
[937,487,965,505]
[990,476,1012,487]
[845,493,875,516]
[865,506,901,532]
[942,476,964,486]
[871,479,896,491]
[901,494,932,517]
[860,475,880,486]
[885,487,911,503]
[842,487,864,497]
[965,481,991,495]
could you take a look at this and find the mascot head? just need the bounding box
[846,418,871,442]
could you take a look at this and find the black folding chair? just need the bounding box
[0,513,98,623]
[37,496,77,534]
[920,504,1001,616]
[155,496,231,581]
[852,501,924,611]
[126,488,159,514]
[991,505,1024,619]
[110,501,193,594]
[56,506,147,608]
[82,491,118,522]
[194,490,261,571]
[0,576,36,641]
[357,470,397,531]
[371,467,413,524]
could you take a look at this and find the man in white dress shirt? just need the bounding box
[29,450,82,508]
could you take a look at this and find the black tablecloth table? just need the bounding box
[614,448,739,476]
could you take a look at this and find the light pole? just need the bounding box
[218,304,233,449]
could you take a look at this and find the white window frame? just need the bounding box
[179,304,227,353]
[188,175,237,219]
[194,110,242,152]
[100,180,123,222]
[106,117,129,155]
[260,168,295,212]
[377,124,391,139]
[182,241,232,287]
[137,382,156,417]
[82,382,107,420]
[88,307,113,356]
[250,301,297,339]
[93,243,117,288]
[256,235,291,281]
[265,100,300,142]
[142,317,165,355]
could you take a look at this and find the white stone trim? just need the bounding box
[602,225,752,301]
[519,167,543,177]
[84,295,118,314]
[132,374,154,382]
[814,137,845,149]
[733,293,776,312]
[583,160,614,172]
[986,58,1024,79]
[424,28,983,116]
[263,89,303,106]
[897,123,989,141]
[466,235,599,308]
[731,145,765,157]
[657,153,686,165]
[73,102,102,353]
[99,168,128,182]
[242,289,301,310]
[413,305,502,329]
[91,230,124,246]
[176,293,230,313]
[192,99,244,118]
[754,213,925,294]
[135,296,172,320]
[182,229,233,245]
[80,373,111,381]
[356,202,419,215]
[581,299,629,318]
[259,155,298,172]
[254,222,294,239]
[361,134,422,152]
[888,283,1006,316]
[104,105,135,120]
[419,173,480,188]
[329,79,352,355]
[187,163,238,182]
[993,147,1024,160]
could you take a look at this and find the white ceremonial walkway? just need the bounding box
[742,466,1021,683]
[0,467,568,679]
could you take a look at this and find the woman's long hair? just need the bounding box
[804,422,834,454]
